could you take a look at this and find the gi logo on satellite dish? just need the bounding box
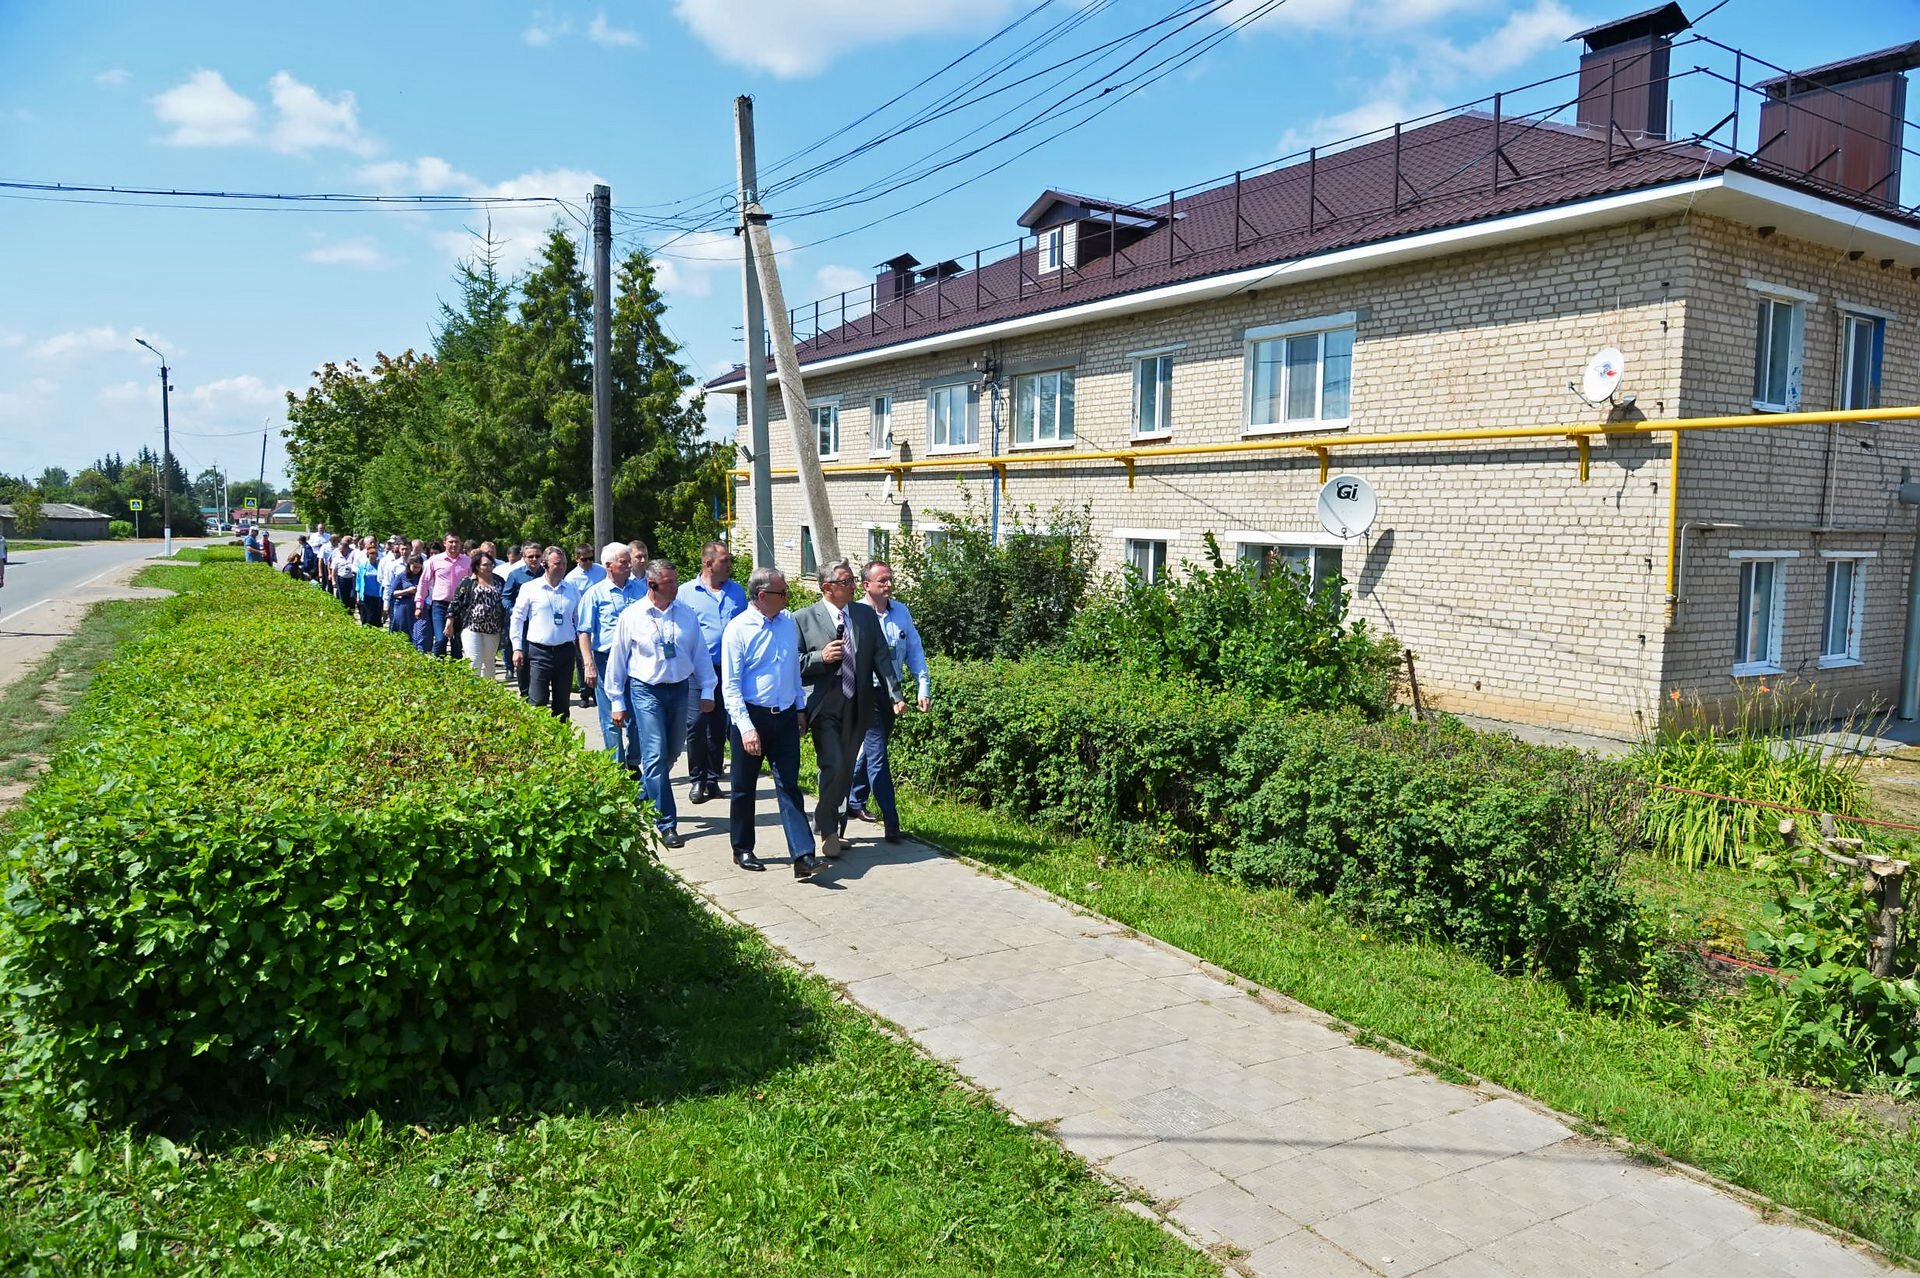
[1316,474,1377,540]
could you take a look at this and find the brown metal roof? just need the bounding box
[1756,42,1920,95]
[708,110,1912,390]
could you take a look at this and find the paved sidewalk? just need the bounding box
[597,734,1905,1275]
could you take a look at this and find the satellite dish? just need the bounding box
[1579,347,1626,403]
[877,471,901,504]
[1316,474,1377,540]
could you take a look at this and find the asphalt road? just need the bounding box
[0,537,215,629]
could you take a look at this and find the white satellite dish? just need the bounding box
[877,471,901,504]
[1316,474,1378,540]
[1579,347,1626,404]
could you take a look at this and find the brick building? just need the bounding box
[710,11,1920,736]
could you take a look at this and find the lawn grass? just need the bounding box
[893,787,1920,1265]
[0,568,1214,1278]
[0,595,166,786]
[5,541,79,552]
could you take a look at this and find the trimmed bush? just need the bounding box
[107,520,133,540]
[895,657,1649,1002]
[2,565,652,1119]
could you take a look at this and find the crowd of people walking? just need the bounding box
[255,524,930,878]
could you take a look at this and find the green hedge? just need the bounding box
[2,566,652,1119]
[894,657,1649,1002]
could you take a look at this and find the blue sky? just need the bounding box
[2,0,1914,491]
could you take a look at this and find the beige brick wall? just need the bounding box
[727,211,1920,736]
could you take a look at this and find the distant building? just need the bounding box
[0,502,112,540]
[710,11,1920,735]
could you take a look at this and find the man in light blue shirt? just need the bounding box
[575,542,648,767]
[563,543,608,708]
[720,567,820,878]
[848,559,931,842]
[678,539,749,804]
[608,560,715,850]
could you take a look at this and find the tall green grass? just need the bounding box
[1633,684,1874,869]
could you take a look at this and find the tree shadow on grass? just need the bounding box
[153,860,831,1154]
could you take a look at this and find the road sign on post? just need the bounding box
[244,497,259,510]
[129,498,143,539]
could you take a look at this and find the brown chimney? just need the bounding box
[1756,42,1920,206]
[1567,4,1692,140]
[875,253,920,303]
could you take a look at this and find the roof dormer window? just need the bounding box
[1039,224,1074,274]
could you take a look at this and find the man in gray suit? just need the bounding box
[797,558,905,858]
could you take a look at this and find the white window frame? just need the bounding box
[1746,280,1810,412]
[1038,223,1076,274]
[869,395,894,457]
[866,523,892,563]
[1129,345,1179,440]
[809,397,841,462]
[1818,549,1874,668]
[1243,312,1356,435]
[1123,538,1168,584]
[1839,311,1885,413]
[1231,532,1344,594]
[1012,367,1076,448]
[1730,549,1796,676]
[926,381,978,454]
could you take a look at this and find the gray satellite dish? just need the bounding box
[1316,474,1377,540]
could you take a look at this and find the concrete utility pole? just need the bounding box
[734,96,775,569]
[135,337,174,555]
[743,203,839,564]
[590,183,615,554]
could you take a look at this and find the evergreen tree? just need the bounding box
[492,228,593,544]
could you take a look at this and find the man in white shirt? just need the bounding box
[510,547,583,718]
[607,560,715,850]
[720,567,820,878]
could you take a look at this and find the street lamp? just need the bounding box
[134,337,175,555]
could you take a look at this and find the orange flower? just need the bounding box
[1757,683,1771,694]
[1669,689,1683,702]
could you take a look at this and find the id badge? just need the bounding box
[552,606,566,627]
[663,637,678,661]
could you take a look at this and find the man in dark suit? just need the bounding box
[797,557,905,858]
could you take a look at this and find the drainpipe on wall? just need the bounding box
[988,370,1003,547]
[1897,474,1920,721]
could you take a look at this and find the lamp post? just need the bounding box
[134,338,175,555]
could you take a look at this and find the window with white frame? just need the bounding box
[1732,551,1794,674]
[1751,291,1805,411]
[1014,368,1075,446]
[1841,312,1885,411]
[869,396,893,455]
[867,526,891,562]
[921,528,951,557]
[809,401,840,460]
[1246,317,1354,430]
[1132,352,1174,438]
[1038,224,1075,273]
[1820,552,1871,666]
[927,382,976,451]
[1238,542,1342,593]
[800,526,817,578]
[1124,538,1168,584]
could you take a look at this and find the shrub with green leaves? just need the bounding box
[107,520,132,540]
[1222,715,1650,1002]
[1,565,651,1120]
[1063,534,1402,718]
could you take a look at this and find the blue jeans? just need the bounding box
[849,703,898,833]
[629,678,690,834]
[592,648,639,765]
[429,600,454,657]
[730,704,814,860]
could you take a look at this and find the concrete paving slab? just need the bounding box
[648,774,1915,1278]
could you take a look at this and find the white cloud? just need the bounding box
[588,12,642,46]
[95,68,131,87]
[1434,0,1576,77]
[267,72,376,155]
[432,166,604,271]
[190,375,286,409]
[1224,0,1502,36]
[356,155,473,193]
[651,229,740,300]
[813,264,869,297]
[673,0,1006,77]
[1276,88,1444,155]
[28,326,170,362]
[151,69,258,146]
[0,332,24,349]
[523,9,571,45]
[98,380,155,405]
[303,236,393,269]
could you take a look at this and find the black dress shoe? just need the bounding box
[792,854,824,879]
[661,830,685,849]
[883,830,903,844]
[850,806,879,824]
[733,850,765,871]
[688,783,708,804]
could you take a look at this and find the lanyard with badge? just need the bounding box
[656,611,677,661]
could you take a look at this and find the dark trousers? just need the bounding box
[730,704,814,860]
[849,701,899,834]
[334,576,355,612]
[526,641,577,719]
[513,645,532,698]
[429,600,461,658]
[686,685,729,786]
[808,695,865,842]
[357,595,382,628]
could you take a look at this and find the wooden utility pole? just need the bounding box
[590,183,614,554]
[734,97,775,569]
[743,202,838,564]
